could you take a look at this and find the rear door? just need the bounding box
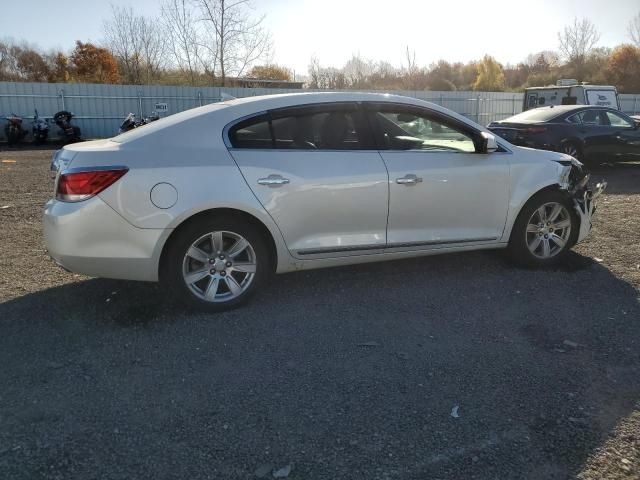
[227,102,389,257]
[366,103,510,248]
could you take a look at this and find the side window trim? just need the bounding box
[565,113,583,125]
[268,102,376,151]
[224,102,378,151]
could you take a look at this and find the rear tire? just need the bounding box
[163,215,272,312]
[508,190,579,268]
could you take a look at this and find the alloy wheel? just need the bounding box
[562,143,579,158]
[182,230,257,303]
[525,202,572,259]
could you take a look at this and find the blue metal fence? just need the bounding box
[1,81,639,140]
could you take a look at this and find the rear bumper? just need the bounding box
[43,196,166,281]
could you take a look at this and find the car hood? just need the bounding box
[513,145,578,165]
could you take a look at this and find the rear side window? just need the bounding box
[227,103,371,150]
[566,113,582,124]
[578,110,606,126]
[271,105,366,150]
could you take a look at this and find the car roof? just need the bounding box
[526,105,611,114]
[220,91,423,106]
[114,92,484,144]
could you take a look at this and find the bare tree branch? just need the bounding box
[161,0,204,85]
[629,12,640,48]
[558,17,600,78]
[194,0,272,86]
[103,5,166,84]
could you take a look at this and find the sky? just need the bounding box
[1,0,638,78]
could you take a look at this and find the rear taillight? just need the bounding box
[523,126,547,135]
[56,167,128,202]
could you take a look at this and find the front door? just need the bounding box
[602,110,640,159]
[366,104,510,248]
[227,103,389,257]
[575,109,625,160]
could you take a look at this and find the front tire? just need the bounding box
[508,190,579,268]
[163,216,271,311]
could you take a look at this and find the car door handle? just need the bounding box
[257,175,290,187]
[396,174,423,186]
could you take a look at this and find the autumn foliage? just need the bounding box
[248,64,292,81]
[69,41,120,84]
[607,45,640,93]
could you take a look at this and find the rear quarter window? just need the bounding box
[228,114,272,149]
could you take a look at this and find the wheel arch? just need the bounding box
[503,183,572,243]
[158,207,279,283]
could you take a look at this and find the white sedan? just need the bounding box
[44,92,605,311]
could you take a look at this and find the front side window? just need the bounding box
[604,111,634,128]
[372,109,477,153]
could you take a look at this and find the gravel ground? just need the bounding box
[0,148,639,480]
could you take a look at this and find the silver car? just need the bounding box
[44,93,604,311]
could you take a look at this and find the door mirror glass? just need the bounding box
[481,132,499,153]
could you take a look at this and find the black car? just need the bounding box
[488,105,640,163]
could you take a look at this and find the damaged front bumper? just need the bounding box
[558,159,606,243]
[574,181,606,242]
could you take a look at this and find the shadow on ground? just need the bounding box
[1,250,639,479]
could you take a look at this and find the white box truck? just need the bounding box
[523,80,619,111]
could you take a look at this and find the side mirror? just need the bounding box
[480,132,499,153]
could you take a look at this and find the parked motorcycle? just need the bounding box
[4,114,28,146]
[118,111,160,134]
[32,109,49,144]
[53,111,81,144]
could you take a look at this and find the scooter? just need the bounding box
[53,111,81,144]
[4,114,28,146]
[32,110,49,145]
